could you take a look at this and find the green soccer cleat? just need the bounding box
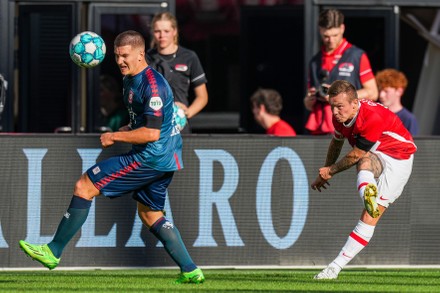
[19,240,60,270]
[175,268,205,284]
[364,183,380,218]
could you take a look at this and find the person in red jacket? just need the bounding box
[304,8,378,135]
[250,88,296,137]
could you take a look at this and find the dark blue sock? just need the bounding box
[150,217,197,272]
[48,196,91,258]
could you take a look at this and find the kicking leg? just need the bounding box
[357,154,383,218]
[138,203,204,284]
[19,173,98,269]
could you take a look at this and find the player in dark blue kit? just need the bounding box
[19,30,204,284]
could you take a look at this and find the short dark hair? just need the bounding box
[250,88,283,116]
[114,30,145,51]
[318,9,344,29]
[328,80,358,101]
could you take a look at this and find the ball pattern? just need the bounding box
[69,31,106,68]
[173,104,187,131]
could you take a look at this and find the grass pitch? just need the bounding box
[1,268,440,292]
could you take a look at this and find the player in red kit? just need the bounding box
[311,80,416,279]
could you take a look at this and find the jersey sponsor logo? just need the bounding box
[128,108,136,125]
[149,96,163,111]
[174,64,188,72]
[338,62,354,77]
[128,90,134,104]
[92,166,101,175]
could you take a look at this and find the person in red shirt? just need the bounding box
[250,88,296,137]
[304,8,378,135]
[311,80,416,279]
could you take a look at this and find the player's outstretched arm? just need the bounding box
[100,127,160,148]
[311,175,330,192]
[311,137,343,192]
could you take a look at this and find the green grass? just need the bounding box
[1,268,440,292]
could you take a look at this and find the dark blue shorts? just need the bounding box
[86,152,174,211]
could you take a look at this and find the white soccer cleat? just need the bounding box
[314,265,340,280]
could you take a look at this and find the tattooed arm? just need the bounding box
[311,137,344,192]
[328,146,367,176]
[311,138,367,192]
[324,138,345,167]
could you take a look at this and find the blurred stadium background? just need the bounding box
[0,0,440,134]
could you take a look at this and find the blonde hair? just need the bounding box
[150,12,179,48]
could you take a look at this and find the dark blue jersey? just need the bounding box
[396,107,419,136]
[122,66,183,171]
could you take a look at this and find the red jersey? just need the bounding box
[333,99,417,159]
[267,120,297,137]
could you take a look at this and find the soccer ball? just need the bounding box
[69,31,106,68]
[173,103,187,131]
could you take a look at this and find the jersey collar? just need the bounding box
[343,101,361,128]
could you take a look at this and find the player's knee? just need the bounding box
[73,174,98,200]
[137,206,164,228]
[356,157,372,171]
[137,209,148,226]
